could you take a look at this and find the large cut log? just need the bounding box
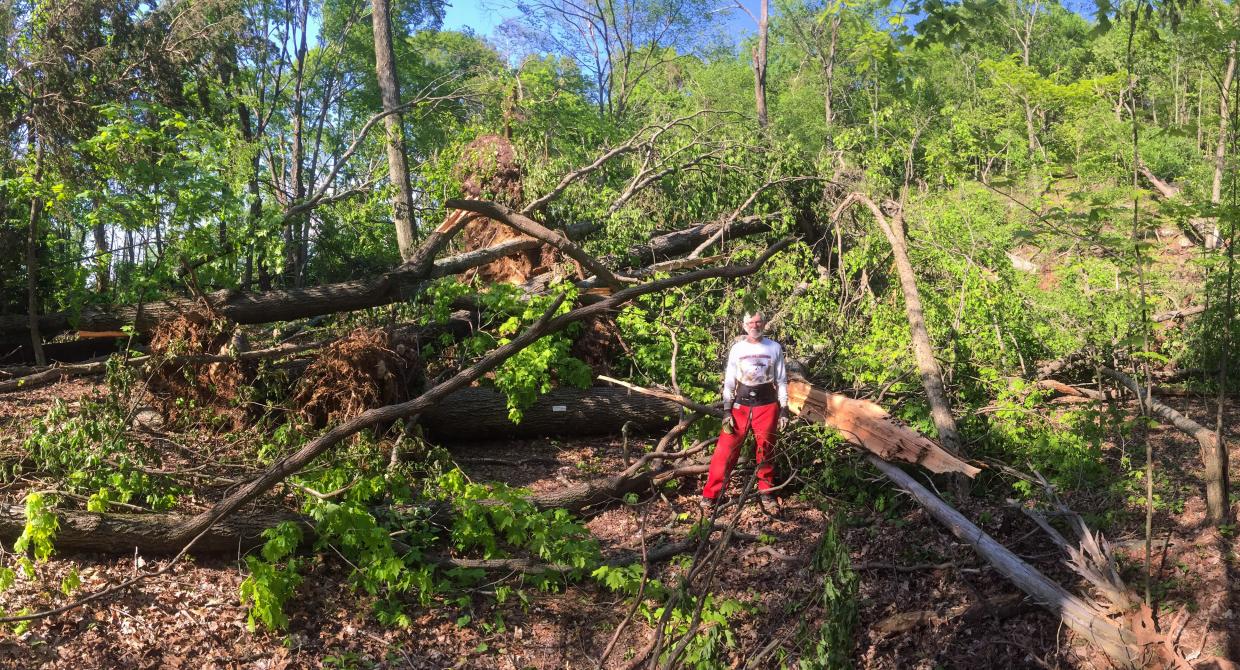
[421,386,680,440]
[0,236,540,338]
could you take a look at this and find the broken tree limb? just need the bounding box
[1101,367,1229,526]
[868,455,1146,667]
[167,240,794,545]
[420,386,680,440]
[787,379,980,477]
[833,194,966,475]
[598,375,980,477]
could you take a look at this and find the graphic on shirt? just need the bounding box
[738,354,772,385]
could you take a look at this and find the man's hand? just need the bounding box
[777,406,789,432]
[721,412,736,434]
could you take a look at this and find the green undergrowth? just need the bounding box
[13,359,181,511]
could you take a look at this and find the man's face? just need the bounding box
[743,315,765,339]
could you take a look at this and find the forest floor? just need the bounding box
[0,378,1237,669]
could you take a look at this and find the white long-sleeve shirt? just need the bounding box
[721,336,788,407]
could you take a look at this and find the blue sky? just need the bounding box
[440,0,765,44]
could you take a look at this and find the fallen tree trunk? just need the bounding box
[619,215,777,267]
[1102,367,1229,526]
[0,504,299,554]
[0,450,710,554]
[421,386,680,440]
[869,455,1155,669]
[0,235,538,338]
[166,240,792,545]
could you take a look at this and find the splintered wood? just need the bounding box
[787,379,980,477]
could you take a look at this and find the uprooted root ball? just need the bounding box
[291,328,423,428]
[146,310,249,428]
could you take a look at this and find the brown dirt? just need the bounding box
[2,379,1239,668]
[455,134,560,285]
[290,327,422,428]
[569,316,622,377]
[146,310,248,429]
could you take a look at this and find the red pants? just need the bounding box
[702,403,779,501]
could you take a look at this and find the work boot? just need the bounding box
[700,496,719,516]
[759,493,784,519]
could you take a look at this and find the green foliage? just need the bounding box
[14,492,59,563]
[798,517,858,670]
[489,284,593,422]
[239,523,304,631]
[19,367,180,511]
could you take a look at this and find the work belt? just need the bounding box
[734,382,777,406]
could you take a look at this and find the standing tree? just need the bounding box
[372,0,418,260]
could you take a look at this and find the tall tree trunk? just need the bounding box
[1210,83,1237,526]
[834,195,966,493]
[25,137,46,367]
[92,218,109,294]
[1209,40,1237,249]
[372,0,418,261]
[823,14,839,129]
[286,0,310,286]
[752,0,769,129]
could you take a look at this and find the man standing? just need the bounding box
[701,311,789,511]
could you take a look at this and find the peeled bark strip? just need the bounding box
[421,386,680,441]
[787,380,979,476]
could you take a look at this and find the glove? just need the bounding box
[721,410,736,434]
[777,407,789,432]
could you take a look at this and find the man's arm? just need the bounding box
[774,342,789,408]
[721,343,738,408]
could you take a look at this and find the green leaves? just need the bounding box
[14,492,59,563]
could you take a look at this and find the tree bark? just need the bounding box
[92,214,109,295]
[25,137,46,367]
[372,0,417,260]
[1211,40,1237,240]
[1102,367,1229,524]
[833,195,965,470]
[824,14,839,128]
[0,236,538,337]
[285,0,311,285]
[421,386,680,441]
[753,0,769,129]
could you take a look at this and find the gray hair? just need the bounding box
[743,311,766,323]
